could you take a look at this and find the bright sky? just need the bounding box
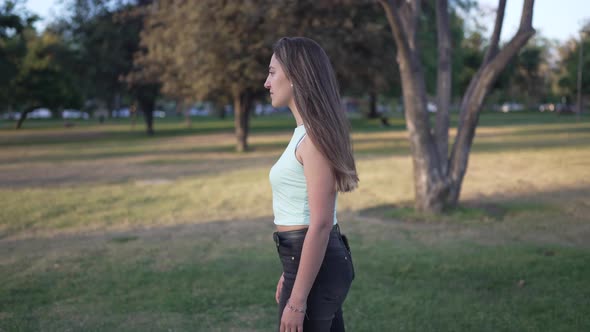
[474,0,588,42]
[26,0,65,31]
[26,0,590,42]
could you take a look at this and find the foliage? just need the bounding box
[556,21,590,100]
[0,0,33,109]
[0,1,81,122]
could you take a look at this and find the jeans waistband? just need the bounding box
[273,224,340,247]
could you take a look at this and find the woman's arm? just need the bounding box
[288,137,337,308]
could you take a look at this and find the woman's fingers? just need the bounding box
[275,278,282,303]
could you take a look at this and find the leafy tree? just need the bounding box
[454,31,484,100]
[1,1,82,128]
[132,0,280,150]
[298,1,400,118]
[377,0,536,212]
[12,30,83,128]
[134,0,413,150]
[556,22,590,106]
[0,0,33,111]
[57,0,158,134]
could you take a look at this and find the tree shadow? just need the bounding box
[356,184,590,247]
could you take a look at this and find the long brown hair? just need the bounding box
[273,37,359,192]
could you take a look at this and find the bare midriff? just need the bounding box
[276,225,309,232]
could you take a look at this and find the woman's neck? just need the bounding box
[289,101,303,127]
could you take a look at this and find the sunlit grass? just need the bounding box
[1,113,589,239]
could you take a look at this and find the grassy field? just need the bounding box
[1,112,589,331]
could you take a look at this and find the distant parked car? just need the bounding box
[538,103,555,112]
[188,107,209,116]
[62,109,89,119]
[555,103,574,115]
[153,110,166,118]
[392,102,437,113]
[427,102,437,113]
[500,102,524,113]
[2,112,21,120]
[255,103,279,115]
[112,108,130,118]
[28,108,52,119]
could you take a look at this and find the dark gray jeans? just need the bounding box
[273,224,354,331]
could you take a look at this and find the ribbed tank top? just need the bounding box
[269,124,338,226]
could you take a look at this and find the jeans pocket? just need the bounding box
[340,234,355,280]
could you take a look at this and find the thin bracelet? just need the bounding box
[286,300,306,313]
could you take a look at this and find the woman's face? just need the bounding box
[264,54,292,108]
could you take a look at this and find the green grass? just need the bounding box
[1,222,588,331]
[1,111,589,331]
[378,201,561,224]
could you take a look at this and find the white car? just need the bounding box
[28,108,52,119]
[2,112,21,120]
[538,103,555,112]
[188,107,209,116]
[254,103,277,115]
[112,108,130,118]
[427,102,437,113]
[62,109,89,119]
[500,103,524,113]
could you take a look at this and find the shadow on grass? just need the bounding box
[359,199,560,225]
[359,185,590,231]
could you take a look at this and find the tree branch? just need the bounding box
[519,0,534,31]
[461,0,535,114]
[399,0,420,51]
[483,0,506,64]
[377,0,412,62]
[461,0,505,114]
[450,0,536,204]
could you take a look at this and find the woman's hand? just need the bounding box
[276,273,284,304]
[280,304,305,332]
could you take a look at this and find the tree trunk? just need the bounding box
[15,107,35,129]
[178,100,191,128]
[140,101,155,135]
[435,0,451,176]
[15,112,27,129]
[233,92,252,152]
[380,0,448,213]
[447,0,535,206]
[379,0,536,213]
[576,33,584,120]
[138,97,155,136]
[367,91,379,118]
[218,102,226,119]
[135,84,159,136]
[400,59,448,213]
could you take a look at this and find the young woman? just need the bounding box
[265,37,359,332]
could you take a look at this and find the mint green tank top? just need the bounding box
[269,124,338,226]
